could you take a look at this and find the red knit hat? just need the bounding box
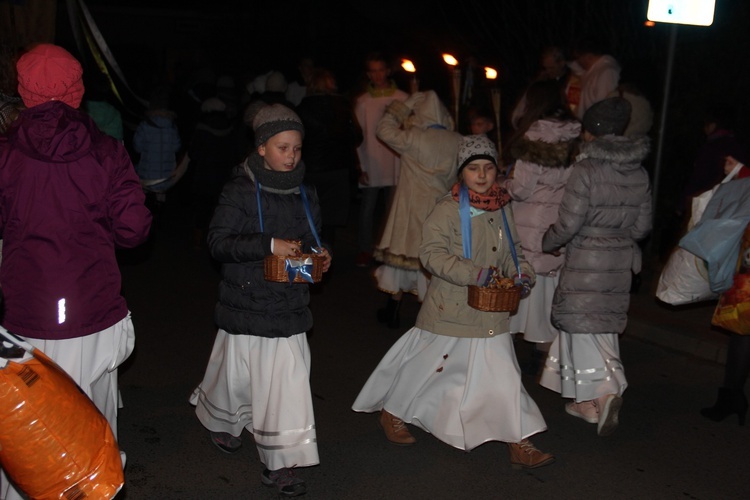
[16,44,85,109]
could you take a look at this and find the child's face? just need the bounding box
[258,130,302,172]
[461,159,497,194]
[470,117,494,135]
[366,60,389,89]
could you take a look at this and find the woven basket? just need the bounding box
[467,285,522,312]
[264,254,324,283]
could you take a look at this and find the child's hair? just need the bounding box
[505,79,572,157]
[364,51,388,69]
[468,106,496,133]
[307,68,337,95]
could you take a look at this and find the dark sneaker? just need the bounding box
[261,468,307,497]
[209,431,241,453]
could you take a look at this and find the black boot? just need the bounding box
[700,387,748,425]
[377,296,401,329]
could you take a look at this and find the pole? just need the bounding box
[451,67,461,124]
[490,87,502,155]
[648,24,677,258]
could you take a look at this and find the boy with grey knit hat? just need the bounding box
[191,103,330,497]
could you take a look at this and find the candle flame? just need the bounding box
[484,67,498,79]
[442,53,458,66]
[401,59,416,73]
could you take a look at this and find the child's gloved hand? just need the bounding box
[404,92,426,110]
[514,274,533,298]
[476,268,494,287]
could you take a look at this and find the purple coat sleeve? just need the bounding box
[107,144,153,248]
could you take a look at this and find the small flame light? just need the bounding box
[485,67,498,80]
[401,59,416,73]
[442,53,459,66]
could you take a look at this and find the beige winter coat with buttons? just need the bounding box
[416,194,535,338]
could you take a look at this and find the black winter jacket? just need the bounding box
[207,165,322,337]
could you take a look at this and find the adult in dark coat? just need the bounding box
[188,97,244,247]
[296,68,362,245]
[538,97,652,437]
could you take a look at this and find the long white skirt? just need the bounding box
[539,330,628,401]
[508,274,560,343]
[374,265,429,301]
[1,314,134,500]
[190,330,319,471]
[352,327,547,450]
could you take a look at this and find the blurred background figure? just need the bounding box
[187,96,244,248]
[286,56,314,107]
[570,37,620,120]
[353,52,408,268]
[372,90,461,328]
[132,85,184,211]
[511,46,581,129]
[296,68,362,249]
[82,69,124,142]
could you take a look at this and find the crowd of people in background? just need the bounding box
[0,36,748,498]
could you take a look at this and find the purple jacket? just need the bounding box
[0,101,152,339]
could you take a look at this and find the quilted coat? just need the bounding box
[505,118,581,275]
[208,158,323,338]
[542,135,652,334]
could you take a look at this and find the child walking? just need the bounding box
[190,104,331,497]
[539,97,652,437]
[353,135,554,469]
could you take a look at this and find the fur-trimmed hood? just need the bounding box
[577,134,650,164]
[511,118,581,168]
[511,137,578,168]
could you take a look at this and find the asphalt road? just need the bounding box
[115,198,749,499]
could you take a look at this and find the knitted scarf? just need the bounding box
[451,181,511,212]
[243,151,306,192]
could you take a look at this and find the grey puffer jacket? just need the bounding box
[542,135,652,334]
[208,161,322,338]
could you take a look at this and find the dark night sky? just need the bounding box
[65,0,750,243]
[76,1,750,109]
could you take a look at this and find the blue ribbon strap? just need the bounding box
[255,181,323,251]
[459,183,472,259]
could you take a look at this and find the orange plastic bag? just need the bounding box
[0,329,124,499]
[712,223,750,334]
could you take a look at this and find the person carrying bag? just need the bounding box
[656,162,744,305]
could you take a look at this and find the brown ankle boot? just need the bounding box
[378,410,416,445]
[507,439,555,469]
